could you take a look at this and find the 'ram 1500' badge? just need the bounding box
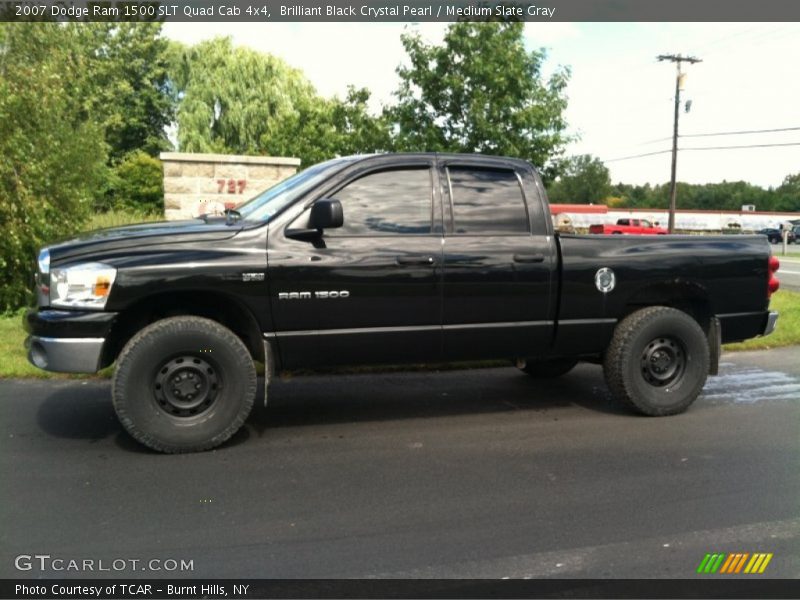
[278,291,350,300]
[595,268,616,293]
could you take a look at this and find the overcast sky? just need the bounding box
[163,22,800,188]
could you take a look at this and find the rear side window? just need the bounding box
[447,167,529,234]
[329,167,432,236]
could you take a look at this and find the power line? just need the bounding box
[640,126,800,145]
[698,24,793,58]
[603,141,800,162]
[604,149,673,163]
[690,25,762,53]
[682,126,800,138]
[683,141,800,151]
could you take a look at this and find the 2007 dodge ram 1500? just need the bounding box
[25,153,781,453]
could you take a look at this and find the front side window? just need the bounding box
[329,167,433,236]
[447,167,529,234]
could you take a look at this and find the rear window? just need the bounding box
[447,167,529,234]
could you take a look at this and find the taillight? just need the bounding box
[768,255,780,298]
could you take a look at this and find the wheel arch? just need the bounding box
[622,281,713,333]
[101,291,265,368]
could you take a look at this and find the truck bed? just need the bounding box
[553,234,773,355]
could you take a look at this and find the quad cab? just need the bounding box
[26,154,780,452]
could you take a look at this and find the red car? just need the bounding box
[589,218,668,235]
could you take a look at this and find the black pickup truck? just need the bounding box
[25,153,781,453]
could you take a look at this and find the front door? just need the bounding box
[267,158,444,368]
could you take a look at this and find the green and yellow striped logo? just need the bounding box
[697,552,773,574]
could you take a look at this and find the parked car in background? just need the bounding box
[589,218,668,235]
[757,228,796,244]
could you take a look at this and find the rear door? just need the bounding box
[438,159,557,360]
[267,157,444,368]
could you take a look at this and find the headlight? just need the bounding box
[37,248,50,275]
[50,263,117,309]
[36,248,51,307]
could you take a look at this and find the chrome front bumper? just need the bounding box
[763,311,779,337]
[25,335,105,373]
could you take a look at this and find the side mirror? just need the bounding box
[309,198,343,230]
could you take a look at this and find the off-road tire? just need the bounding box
[112,316,256,453]
[603,306,709,416]
[520,358,578,378]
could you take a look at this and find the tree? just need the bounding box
[266,86,391,166]
[608,180,788,212]
[75,23,174,162]
[610,182,654,208]
[547,155,611,204]
[389,22,572,181]
[0,23,108,310]
[328,87,392,157]
[169,37,317,155]
[775,173,800,212]
[169,38,390,167]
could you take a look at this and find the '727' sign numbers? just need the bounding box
[218,179,247,194]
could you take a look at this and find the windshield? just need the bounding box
[237,157,357,223]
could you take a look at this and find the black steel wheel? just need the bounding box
[112,316,256,453]
[604,306,709,416]
[153,355,220,418]
[639,337,686,387]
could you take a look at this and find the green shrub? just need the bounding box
[110,151,164,214]
[88,209,164,231]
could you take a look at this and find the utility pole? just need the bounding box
[657,54,702,233]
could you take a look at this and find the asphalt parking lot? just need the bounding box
[1,347,799,579]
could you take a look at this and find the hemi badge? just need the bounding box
[242,272,265,282]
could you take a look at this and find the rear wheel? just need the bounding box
[519,358,578,378]
[112,316,256,453]
[603,306,709,416]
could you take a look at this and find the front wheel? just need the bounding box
[603,307,709,416]
[112,316,257,453]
